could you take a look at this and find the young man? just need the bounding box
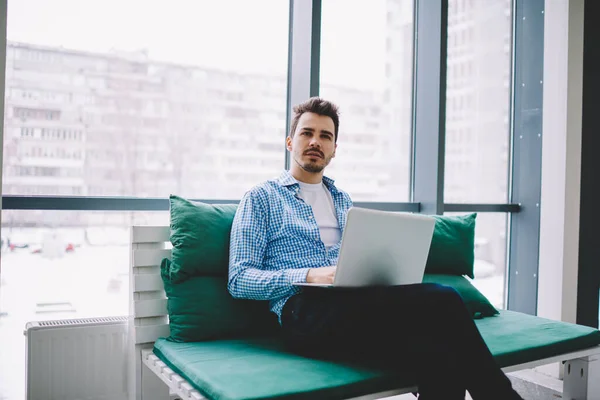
[228,97,523,400]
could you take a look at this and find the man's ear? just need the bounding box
[332,144,337,158]
[285,136,292,152]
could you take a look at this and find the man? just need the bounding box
[228,97,523,400]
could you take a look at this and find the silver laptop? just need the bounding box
[294,207,436,288]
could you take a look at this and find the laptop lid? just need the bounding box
[333,207,435,287]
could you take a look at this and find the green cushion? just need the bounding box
[425,213,477,279]
[168,196,477,282]
[422,274,499,318]
[161,265,497,342]
[153,310,600,400]
[161,258,279,342]
[168,195,237,283]
[154,337,405,400]
[478,310,600,367]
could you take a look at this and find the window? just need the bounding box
[0,210,169,399]
[319,0,414,201]
[2,2,290,398]
[13,107,61,121]
[444,0,512,203]
[442,0,513,314]
[4,0,289,200]
[444,212,508,309]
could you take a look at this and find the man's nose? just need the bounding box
[309,136,321,147]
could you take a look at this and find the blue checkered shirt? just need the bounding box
[228,170,353,323]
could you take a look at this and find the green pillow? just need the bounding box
[161,258,280,342]
[168,195,237,283]
[425,213,477,279]
[423,273,499,318]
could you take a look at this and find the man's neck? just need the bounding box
[289,166,323,184]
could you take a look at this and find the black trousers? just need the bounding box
[280,283,523,400]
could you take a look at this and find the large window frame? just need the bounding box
[0,0,543,313]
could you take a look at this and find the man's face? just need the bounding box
[286,112,337,174]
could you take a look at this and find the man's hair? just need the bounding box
[289,97,340,143]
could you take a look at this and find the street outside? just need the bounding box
[0,227,505,400]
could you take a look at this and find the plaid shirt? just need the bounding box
[228,170,353,323]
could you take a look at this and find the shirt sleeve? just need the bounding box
[227,190,310,300]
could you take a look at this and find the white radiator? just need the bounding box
[24,316,129,400]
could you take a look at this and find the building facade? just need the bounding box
[2,0,511,267]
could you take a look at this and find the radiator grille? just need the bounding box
[25,316,128,332]
[25,316,128,400]
[37,316,127,327]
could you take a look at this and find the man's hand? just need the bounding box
[306,266,337,284]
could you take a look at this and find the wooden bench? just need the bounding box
[128,225,600,400]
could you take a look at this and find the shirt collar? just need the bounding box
[277,170,339,195]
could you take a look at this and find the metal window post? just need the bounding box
[507,0,544,315]
[285,0,322,170]
[411,0,448,215]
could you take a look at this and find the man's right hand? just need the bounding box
[306,266,337,284]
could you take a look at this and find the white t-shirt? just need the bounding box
[297,181,341,248]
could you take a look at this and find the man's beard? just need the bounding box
[301,162,325,173]
[295,152,332,173]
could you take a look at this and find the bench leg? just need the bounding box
[563,355,600,399]
[142,361,171,400]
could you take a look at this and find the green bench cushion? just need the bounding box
[154,338,404,400]
[154,310,600,400]
[478,310,600,367]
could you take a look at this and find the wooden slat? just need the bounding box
[162,367,175,381]
[142,350,207,399]
[190,391,204,400]
[134,299,168,318]
[135,324,170,344]
[150,355,160,368]
[134,315,168,327]
[134,265,161,275]
[132,226,170,244]
[172,375,184,390]
[133,249,171,267]
[134,274,164,292]
[132,290,165,303]
[181,382,194,398]
[137,292,166,301]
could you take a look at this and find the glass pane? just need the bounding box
[4,0,289,200]
[444,0,512,203]
[444,212,508,310]
[320,0,414,202]
[0,210,169,400]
